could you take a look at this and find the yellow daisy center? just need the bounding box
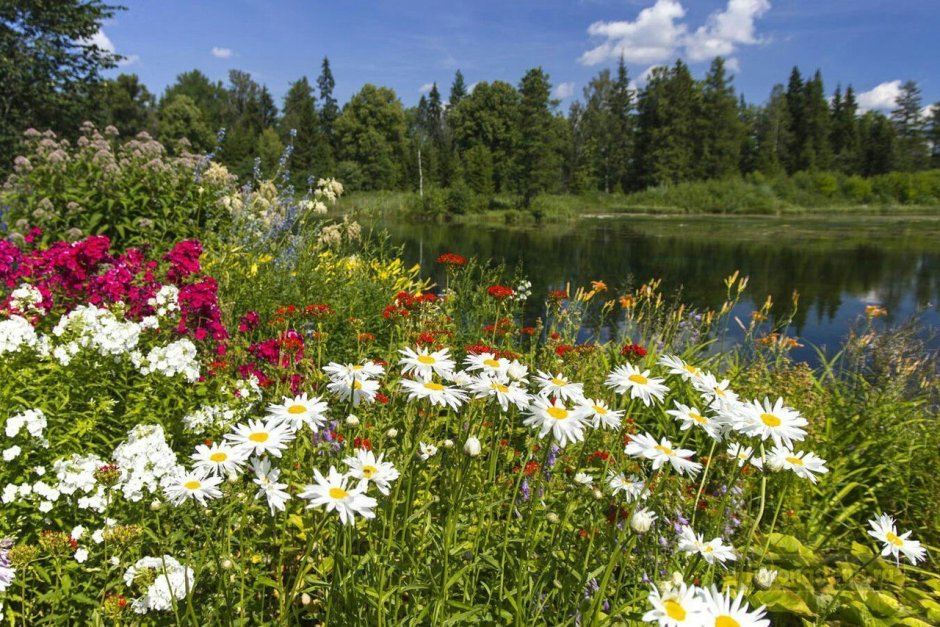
[684,364,700,375]
[663,599,687,621]
[689,412,707,424]
[287,404,307,414]
[352,380,363,390]
[655,445,674,456]
[361,465,377,479]
[886,531,904,547]
[716,615,740,627]
[210,452,228,463]
[491,383,509,393]
[628,374,648,385]
[417,355,436,364]
[249,431,269,443]
[593,405,608,415]
[329,487,349,499]
[351,365,363,371]
[785,456,803,466]
[424,382,445,391]
[760,412,782,427]
[184,480,201,490]
[483,358,501,368]
[546,407,569,420]
[703,545,714,553]
[714,387,726,397]
[551,378,567,386]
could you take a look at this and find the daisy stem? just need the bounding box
[742,446,768,566]
[690,439,718,527]
[756,475,791,569]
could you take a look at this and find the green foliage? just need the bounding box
[335,85,407,190]
[0,124,238,246]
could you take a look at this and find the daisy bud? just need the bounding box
[345,414,360,427]
[546,512,560,524]
[766,455,786,472]
[227,473,239,484]
[386,428,398,438]
[630,507,657,534]
[592,489,603,500]
[443,439,454,448]
[463,436,481,457]
[221,559,233,570]
[753,567,778,590]
[149,499,162,511]
[301,592,311,606]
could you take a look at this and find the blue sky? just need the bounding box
[98,0,939,113]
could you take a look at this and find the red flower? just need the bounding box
[549,289,568,301]
[375,392,389,405]
[487,285,514,300]
[519,327,537,336]
[555,344,574,357]
[620,343,648,358]
[464,343,494,355]
[304,303,334,317]
[358,332,376,342]
[353,437,372,450]
[437,253,466,266]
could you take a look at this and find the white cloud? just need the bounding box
[552,82,576,100]
[211,47,234,59]
[684,0,770,63]
[419,82,434,94]
[81,29,139,66]
[857,80,902,113]
[580,0,687,65]
[579,0,771,67]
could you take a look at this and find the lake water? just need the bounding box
[363,214,940,363]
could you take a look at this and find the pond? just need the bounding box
[362,214,940,363]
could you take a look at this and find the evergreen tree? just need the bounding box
[318,58,339,150]
[830,84,860,173]
[784,67,806,172]
[607,55,634,190]
[449,70,467,109]
[698,57,742,179]
[157,95,213,151]
[581,69,614,192]
[635,61,700,186]
[802,70,832,170]
[280,77,330,180]
[928,102,940,168]
[754,84,792,175]
[858,111,896,175]
[161,70,227,130]
[891,80,929,171]
[516,67,560,206]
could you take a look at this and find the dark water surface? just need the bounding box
[364,214,940,363]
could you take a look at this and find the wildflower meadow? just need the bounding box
[0,126,938,626]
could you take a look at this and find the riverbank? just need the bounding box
[336,174,940,223]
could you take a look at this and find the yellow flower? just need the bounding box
[591,280,607,292]
[865,305,887,318]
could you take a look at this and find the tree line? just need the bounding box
[4,1,940,205]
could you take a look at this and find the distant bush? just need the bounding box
[1,124,238,247]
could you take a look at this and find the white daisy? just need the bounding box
[534,370,585,402]
[327,377,379,406]
[323,360,384,381]
[625,433,701,476]
[419,442,438,461]
[225,419,295,458]
[697,585,770,627]
[468,374,530,411]
[163,470,223,506]
[667,401,723,440]
[734,397,808,449]
[577,398,624,430]
[643,582,704,626]
[694,373,740,409]
[607,471,650,502]
[463,352,509,376]
[765,446,828,483]
[265,393,329,431]
[573,472,593,486]
[298,466,377,526]
[343,449,399,495]
[191,442,247,477]
[398,346,455,381]
[251,457,291,514]
[400,379,468,411]
[657,354,707,385]
[606,363,669,406]
[867,513,926,565]
[523,396,587,448]
[506,359,529,382]
[677,526,737,565]
[726,443,763,469]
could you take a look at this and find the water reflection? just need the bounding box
[364,214,940,362]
